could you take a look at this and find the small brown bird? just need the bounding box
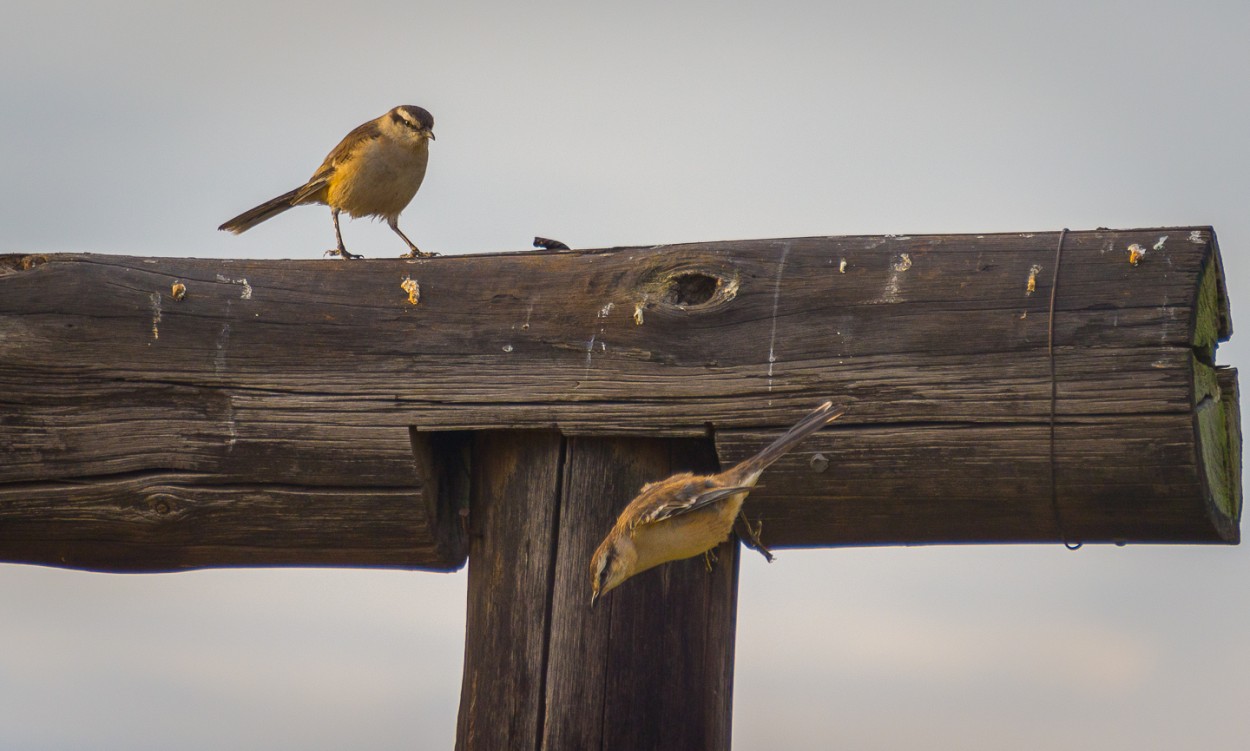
[219,105,436,259]
[589,400,845,607]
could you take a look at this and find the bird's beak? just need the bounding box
[425,129,436,141]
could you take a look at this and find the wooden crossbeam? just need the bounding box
[0,228,1239,573]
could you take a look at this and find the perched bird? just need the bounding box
[589,400,845,607]
[219,105,436,259]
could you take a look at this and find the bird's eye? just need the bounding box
[593,551,613,588]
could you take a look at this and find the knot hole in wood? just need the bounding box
[666,273,718,306]
[642,263,740,316]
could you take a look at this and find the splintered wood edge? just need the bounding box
[1192,246,1241,539]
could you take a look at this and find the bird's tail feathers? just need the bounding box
[730,401,845,480]
[218,188,304,234]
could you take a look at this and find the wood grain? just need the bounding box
[456,432,564,751]
[542,436,735,751]
[0,228,1239,570]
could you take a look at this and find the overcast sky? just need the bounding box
[3,1,1249,748]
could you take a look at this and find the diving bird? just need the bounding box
[589,400,845,607]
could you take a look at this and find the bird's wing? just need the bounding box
[632,477,755,529]
[291,175,331,205]
[293,119,385,203]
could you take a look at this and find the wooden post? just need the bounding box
[458,433,736,750]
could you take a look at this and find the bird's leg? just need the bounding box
[703,548,719,571]
[325,209,362,259]
[737,512,775,563]
[391,218,438,258]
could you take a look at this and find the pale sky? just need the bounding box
[3,1,1249,749]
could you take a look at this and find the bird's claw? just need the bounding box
[703,549,719,571]
[325,247,363,260]
[739,513,775,563]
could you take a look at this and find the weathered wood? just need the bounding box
[456,432,735,751]
[717,413,1230,546]
[544,436,736,751]
[0,475,448,571]
[0,430,469,572]
[456,432,564,749]
[0,228,1239,568]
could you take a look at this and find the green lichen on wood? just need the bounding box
[1218,368,1242,522]
[1192,255,1241,526]
[1192,256,1222,362]
[1194,361,1240,522]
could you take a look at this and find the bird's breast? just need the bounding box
[328,139,429,219]
[631,492,747,573]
